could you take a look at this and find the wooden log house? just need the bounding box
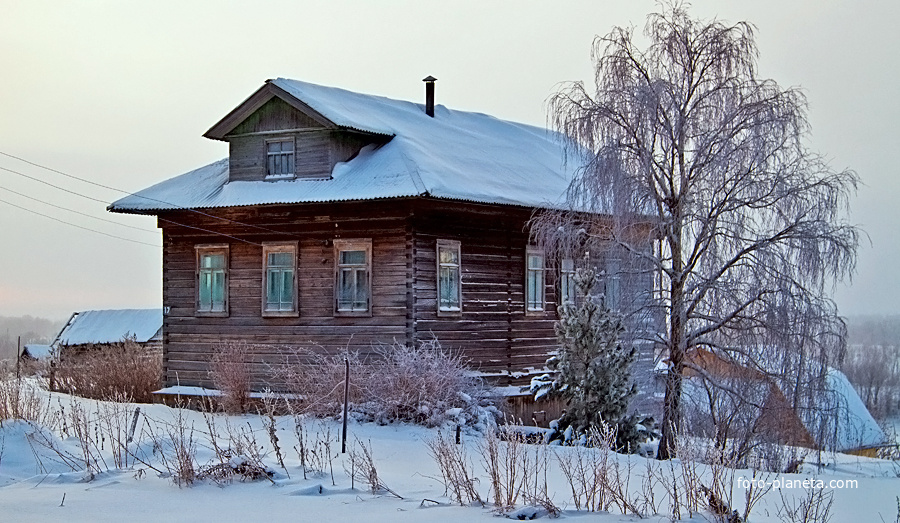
[109,78,655,395]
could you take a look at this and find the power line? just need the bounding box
[0,196,161,248]
[157,218,262,246]
[0,165,108,204]
[0,184,159,235]
[0,163,261,246]
[0,150,295,238]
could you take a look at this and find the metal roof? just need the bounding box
[109,78,581,213]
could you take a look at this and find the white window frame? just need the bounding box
[559,257,577,308]
[525,247,545,313]
[262,242,299,317]
[437,239,462,315]
[196,244,229,317]
[265,137,295,179]
[334,239,372,316]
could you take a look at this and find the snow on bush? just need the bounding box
[280,338,497,427]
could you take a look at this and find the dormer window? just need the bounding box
[266,138,295,179]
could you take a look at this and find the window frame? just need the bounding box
[195,244,229,317]
[436,239,462,315]
[559,257,577,309]
[261,242,299,317]
[525,247,546,313]
[265,137,296,180]
[333,239,373,316]
[604,256,621,311]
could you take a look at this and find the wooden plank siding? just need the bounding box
[409,201,557,385]
[161,200,409,388]
[226,96,382,182]
[158,198,563,389]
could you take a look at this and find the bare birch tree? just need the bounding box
[533,2,859,459]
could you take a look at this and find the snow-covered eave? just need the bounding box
[107,192,598,216]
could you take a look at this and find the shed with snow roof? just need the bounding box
[53,309,163,352]
[108,78,656,394]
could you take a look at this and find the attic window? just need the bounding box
[266,138,295,179]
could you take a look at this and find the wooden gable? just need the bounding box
[214,84,381,183]
[228,97,327,136]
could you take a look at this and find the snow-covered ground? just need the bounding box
[1,387,898,522]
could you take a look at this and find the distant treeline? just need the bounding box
[846,315,900,347]
[843,315,900,420]
[0,315,65,360]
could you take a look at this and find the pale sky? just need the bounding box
[0,1,897,320]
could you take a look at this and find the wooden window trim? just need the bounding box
[604,256,621,311]
[195,244,229,318]
[437,239,462,316]
[261,242,299,318]
[265,136,295,180]
[559,257,576,310]
[525,246,546,315]
[333,239,372,317]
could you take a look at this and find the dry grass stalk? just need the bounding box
[346,438,401,498]
[777,486,833,523]
[426,430,483,506]
[480,426,531,510]
[209,342,252,414]
[0,378,50,424]
[53,339,161,403]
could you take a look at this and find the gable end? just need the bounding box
[204,81,338,141]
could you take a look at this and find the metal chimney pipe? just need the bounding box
[423,75,437,117]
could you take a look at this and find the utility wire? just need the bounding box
[157,218,262,246]
[0,150,295,238]
[0,165,108,204]
[0,196,161,248]
[0,184,159,234]
[0,163,262,246]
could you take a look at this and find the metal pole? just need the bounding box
[341,358,350,453]
[16,336,21,379]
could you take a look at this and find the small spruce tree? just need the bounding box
[532,267,644,450]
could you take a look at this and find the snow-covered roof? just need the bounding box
[811,368,886,451]
[21,344,52,360]
[54,309,162,346]
[108,78,579,213]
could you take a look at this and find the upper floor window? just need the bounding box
[559,258,576,307]
[526,247,545,312]
[266,138,295,179]
[196,244,229,316]
[437,240,461,313]
[334,239,372,315]
[263,242,298,315]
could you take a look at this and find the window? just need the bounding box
[196,245,228,315]
[263,242,298,316]
[604,257,621,310]
[334,239,371,314]
[526,247,545,312]
[266,138,295,178]
[437,240,461,313]
[559,258,576,307]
